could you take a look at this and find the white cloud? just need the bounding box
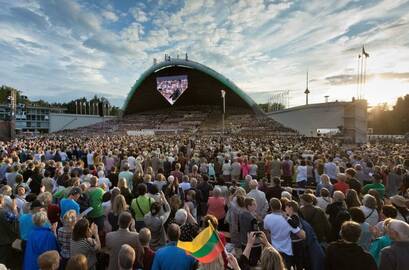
[102,10,118,22]
[129,7,148,23]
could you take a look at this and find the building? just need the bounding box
[268,99,368,143]
[0,103,66,133]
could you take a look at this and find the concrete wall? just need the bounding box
[268,102,345,137]
[49,113,116,133]
[268,101,368,143]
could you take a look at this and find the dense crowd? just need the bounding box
[0,134,409,270]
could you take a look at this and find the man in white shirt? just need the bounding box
[264,198,305,268]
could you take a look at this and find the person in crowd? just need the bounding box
[390,195,409,222]
[238,197,261,267]
[333,173,349,194]
[348,207,372,251]
[60,187,81,217]
[300,193,331,244]
[370,217,394,266]
[86,176,105,233]
[71,218,101,270]
[379,219,409,270]
[0,194,19,267]
[118,244,137,270]
[345,168,362,194]
[38,250,60,270]
[23,211,59,270]
[106,212,143,270]
[264,198,305,268]
[360,194,379,227]
[324,157,338,183]
[316,187,332,211]
[316,174,333,196]
[296,159,308,188]
[346,189,362,209]
[108,194,129,231]
[247,179,269,220]
[282,156,294,187]
[325,221,377,270]
[118,164,134,192]
[57,210,77,269]
[207,186,226,230]
[326,191,350,241]
[139,228,155,270]
[131,183,155,231]
[362,173,385,199]
[144,192,171,250]
[65,254,88,270]
[151,223,197,270]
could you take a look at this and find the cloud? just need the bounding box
[102,10,118,22]
[325,72,409,85]
[37,0,101,33]
[129,6,148,23]
[1,0,409,108]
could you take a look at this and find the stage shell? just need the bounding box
[122,59,263,115]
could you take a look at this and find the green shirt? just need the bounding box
[87,187,104,218]
[362,183,385,199]
[369,235,392,265]
[131,195,154,221]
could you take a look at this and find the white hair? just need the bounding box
[174,209,188,225]
[281,191,292,200]
[98,170,105,178]
[167,175,175,183]
[244,175,252,182]
[389,219,409,240]
[33,211,48,226]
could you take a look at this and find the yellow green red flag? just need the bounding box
[177,224,224,263]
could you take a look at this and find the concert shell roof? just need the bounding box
[122,59,263,115]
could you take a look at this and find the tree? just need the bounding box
[368,94,409,135]
[258,102,285,112]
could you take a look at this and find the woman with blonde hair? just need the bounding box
[260,245,286,270]
[108,194,128,231]
[316,174,333,196]
[118,177,132,204]
[57,210,77,268]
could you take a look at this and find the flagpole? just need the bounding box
[357,54,361,100]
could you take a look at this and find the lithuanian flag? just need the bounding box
[177,224,224,263]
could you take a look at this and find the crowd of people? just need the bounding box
[0,134,409,270]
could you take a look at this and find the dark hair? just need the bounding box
[345,168,356,177]
[341,221,361,243]
[118,212,132,229]
[150,184,159,194]
[348,207,365,223]
[167,223,180,242]
[72,218,89,241]
[382,205,398,219]
[137,183,147,196]
[150,202,162,216]
[270,198,282,211]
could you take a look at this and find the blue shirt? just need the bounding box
[19,214,34,241]
[60,198,80,217]
[23,227,59,270]
[151,242,197,270]
[19,213,51,240]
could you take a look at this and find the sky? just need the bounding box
[0,0,409,108]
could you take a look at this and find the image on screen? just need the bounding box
[156,75,188,105]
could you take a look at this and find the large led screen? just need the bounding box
[156,75,188,105]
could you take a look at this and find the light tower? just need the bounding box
[304,71,310,105]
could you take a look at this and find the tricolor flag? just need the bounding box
[177,223,224,264]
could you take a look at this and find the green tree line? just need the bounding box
[369,94,409,135]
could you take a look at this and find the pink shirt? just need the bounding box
[207,197,226,220]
